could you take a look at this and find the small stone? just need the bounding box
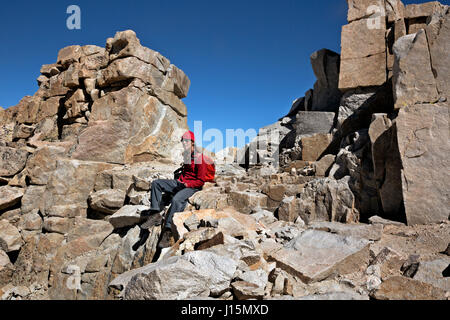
[88,189,126,215]
[0,249,11,268]
[0,186,24,211]
[231,281,265,300]
[18,210,43,231]
[108,205,149,229]
[0,220,23,252]
[184,214,200,232]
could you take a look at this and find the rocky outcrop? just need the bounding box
[1,30,189,165]
[0,29,192,300]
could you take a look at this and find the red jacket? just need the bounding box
[178,151,206,189]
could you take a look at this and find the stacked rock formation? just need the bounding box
[1,30,190,164]
[249,0,449,226]
[0,30,192,299]
[0,0,449,301]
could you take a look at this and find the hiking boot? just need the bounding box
[140,213,163,229]
[158,228,175,249]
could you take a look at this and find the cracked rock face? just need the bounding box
[393,30,439,109]
[396,104,450,225]
[1,29,189,166]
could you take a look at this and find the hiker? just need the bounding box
[141,131,208,248]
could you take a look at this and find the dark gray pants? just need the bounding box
[150,179,199,229]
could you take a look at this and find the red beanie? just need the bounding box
[182,131,195,142]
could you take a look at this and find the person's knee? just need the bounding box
[152,179,162,189]
[171,194,187,209]
[171,197,185,207]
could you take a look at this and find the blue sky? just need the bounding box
[1,0,447,150]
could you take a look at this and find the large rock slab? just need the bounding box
[183,251,238,296]
[97,56,164,88]
[336,83,394,139]
[346,0,387,22]
[205,239,258,264]
[393,30,439,109]
[47,236,108,300]
[42,159,117,215]
[111,256,211,300]
[269,230,370,283]
[66,217,114,246]
[88,189,126,215]
[43,217,72,234]
[339,15,387,90]
[111,226,141,275]
[396,104,450,225]
[26,145,68,185]
[42,73,71,99]
[227,191,268,214]
[413,257,450,292]
[300,133,332,161]
[339,52,387,90]
[236,269,269,291]
[165,64,191,99]
[341,18,386,60]
[294,111,335,136]
[405,1,444,19]
[427,9,450,104]
[71,86,187,164]
[46,205,87,219]
[186,189,230,211]
[108,205,149,229]
[297,177,359,224]
[372,276,447,300]
[11,233,64,290]
[0,147,29,177]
